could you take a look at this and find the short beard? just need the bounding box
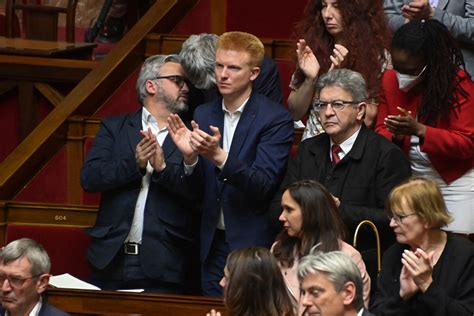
[157,85,188,114]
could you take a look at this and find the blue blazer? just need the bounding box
[80,109,199,284]
[192,92,294,261]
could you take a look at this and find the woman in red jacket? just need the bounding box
[375,20,474,235]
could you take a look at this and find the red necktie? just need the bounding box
[331,144,342,165]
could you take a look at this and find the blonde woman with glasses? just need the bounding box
[370,177,474,316]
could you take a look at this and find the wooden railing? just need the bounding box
[0,200,97,245]
[144,33,294,59]
[46,288,226,316]
[0,0,199,200]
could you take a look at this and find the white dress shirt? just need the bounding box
[216,98,249,229]
[125,107,168,244]
[329,126,362,163]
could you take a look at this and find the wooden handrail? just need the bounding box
[0,0,198,199]
[46,288,226,316]
[144,33,295,60]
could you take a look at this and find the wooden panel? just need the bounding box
[66,116,101,204]
[47,288,227,316]
[210,0,226,35]
[0,55,96,83]
[3,201,97,227]
[145,34,294,61]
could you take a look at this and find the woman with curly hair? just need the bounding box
[288,0,391,138]
[375,20,474,235]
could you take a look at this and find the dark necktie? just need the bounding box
[331,144,342,165]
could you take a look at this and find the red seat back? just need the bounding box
[5,224,92,281]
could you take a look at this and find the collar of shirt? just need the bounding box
[357,308,364,316]
[330,125,362,160]
[141,107,168,144]
[221,97,249,116]
[6,297,42,316]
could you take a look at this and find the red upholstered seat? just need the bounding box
[5,224,92,281]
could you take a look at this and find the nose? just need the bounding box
[278,211,286,223]
[322,5,333,18]
[182,81,189,92]
[218,67,229,79]
[323,103,336,116]
[389,217,398,228]
[301,291,312,308]
[219,276,226,289]
[1,278,12,292]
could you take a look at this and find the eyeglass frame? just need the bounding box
[0,272,43,288]
[152,75,189,89]
[312,99,361,112]
[387,212,417,223]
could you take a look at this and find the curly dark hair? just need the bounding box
[391,20,469,125]
[273,180,346,268]
[293,0,391,99]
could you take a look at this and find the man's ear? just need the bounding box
[356,102,366,121]
[341,281,356,306]
[145,79,158,96]
[36,274,50,295]
[250,67,261,81]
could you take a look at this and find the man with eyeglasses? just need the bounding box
[81,54,199,293]
[0,238,69,316]
[278,68,411,296]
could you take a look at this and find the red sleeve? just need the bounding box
[375,70,411,150]
[420,72,474,160]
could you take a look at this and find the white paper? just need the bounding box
[49,273,101,290]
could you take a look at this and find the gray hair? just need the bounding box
[316,69,368,102]
[0,238,51,276]
[136,54,180,104]
[179,33,218,89]
[298,251,364,310]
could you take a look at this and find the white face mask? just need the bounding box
[396,65,427,92]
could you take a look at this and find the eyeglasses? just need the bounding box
[0,273,41,288]
[387,212,417,223]
[313,99,360,112]
[153,75,189,89]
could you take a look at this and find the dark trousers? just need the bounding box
[91,249,183,293]
[201,229,229,297]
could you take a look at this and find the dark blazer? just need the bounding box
[80,109,199,284]
[362,308,375,316]
[370,233,474,316]
[192,92,294,261]
[281,124,411,251]
[0,302,70,316]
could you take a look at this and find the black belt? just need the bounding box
[124,242,140,255]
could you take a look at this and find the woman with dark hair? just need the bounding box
[370,177,474,315]
[288,0,391,137]
[272,180,370,315]
[375,20,474,235]
[207,247,294,316]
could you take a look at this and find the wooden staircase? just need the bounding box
[0,0,199,200]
